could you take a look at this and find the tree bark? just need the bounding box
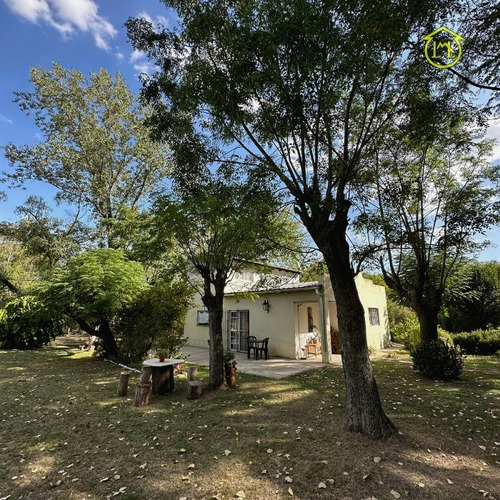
[117,371,131,396]
[187,381,203,399]
[187,366,198,382]
[98,320,119,359]
[414,301,440,343]
[202,275,226,390]
[151,365,174,395]
[304,204,397,440]
[134,383,152,406]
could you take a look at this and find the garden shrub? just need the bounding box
[0,295,65,349]
[392,315,421,349]
[452,328,500,355]
[116,280,192,365]
[410,339,464,380]
[392,315,454,350]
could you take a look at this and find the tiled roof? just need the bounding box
[225,281,320,295]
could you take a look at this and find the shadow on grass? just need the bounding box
[0,340,498,500]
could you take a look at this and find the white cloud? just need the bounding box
[0,114,13,124]
[3,0,117,50]
[130,49,144,63]
[133,60,157,76]
[138,11,168,27]
[486,118,500,161]
[129,48,157,76]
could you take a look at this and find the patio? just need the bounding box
[183,346,343,379]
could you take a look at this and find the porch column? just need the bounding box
[316,285,332,364]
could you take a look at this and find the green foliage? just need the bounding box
[0,238,38,303]
[452,329,500,356]
[116,280,192,364]
[392,315,421,350]
[392,315,454,350]
[45,248,147,322]
[2,63,169,248]
[1,197,84,276]
[300,260,328,282]
[0,295,65,349]
[410,340,464,380]
[441,261,500,332]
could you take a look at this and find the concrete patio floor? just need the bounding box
[183,345,343,379]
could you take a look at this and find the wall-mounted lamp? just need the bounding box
[262,298,270,313]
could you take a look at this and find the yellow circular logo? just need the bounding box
[422,26,464,69]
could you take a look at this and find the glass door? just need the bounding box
[227,310,249,352]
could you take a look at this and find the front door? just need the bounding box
[227,310,249,352]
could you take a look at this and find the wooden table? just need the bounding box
[143,358,184,395]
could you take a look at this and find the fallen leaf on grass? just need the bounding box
[285,476,293,483]
[446,479,453,484]
[390,490,401,499]
[374,457,381,463]
[288,487,294,496]
[187,464,195,469]
[318,482,327,489]
[267,449,273,454]
[235,491,246,498]
[224,450,231,456]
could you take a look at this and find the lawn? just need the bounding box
[0,336,498,500]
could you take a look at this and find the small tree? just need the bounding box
[363,121,500,344]
[117,280,192,364]
[43,248,147,358]
[153,174,303,389]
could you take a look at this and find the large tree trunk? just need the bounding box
[305,204,397,440]
[414,301,440,343]
[202,277,226,390]
[98,320,119,359]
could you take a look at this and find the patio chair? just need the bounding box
[247,336,258,359]
[256,337,269,360]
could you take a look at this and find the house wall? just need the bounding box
[184,273,390,358]
[184,289,320,358]
[355,275,391,349]
[320,274,390,350]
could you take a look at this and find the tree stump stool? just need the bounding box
[133,366,153,407]
[134,383,152,406]
[117,371,131,396]
[187,381,203,400]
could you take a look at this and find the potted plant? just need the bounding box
[157,349,169,362]
[223,351,237,388]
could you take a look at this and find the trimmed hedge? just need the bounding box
[451,328,500,355]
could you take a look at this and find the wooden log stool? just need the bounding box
[117,370,131,396]
[186,366,203,400]
[134,366,152,407]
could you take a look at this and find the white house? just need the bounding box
[184,261,390,363]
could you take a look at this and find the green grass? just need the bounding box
[0,337,498,500]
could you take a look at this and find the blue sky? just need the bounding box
[0,0,176,217]
[0,0,499,261]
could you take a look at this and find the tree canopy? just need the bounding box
[359,117,500,343]
[126,0,458,438]
[152,172,305,388]
[2,63,170,248]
